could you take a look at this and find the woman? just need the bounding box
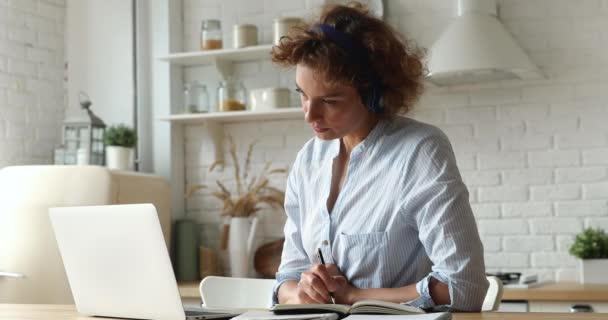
[270,3,488,312]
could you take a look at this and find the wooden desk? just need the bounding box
[1,304,606,320]
[180,281,608,301]
[177,281,608,313]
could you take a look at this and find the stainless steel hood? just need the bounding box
[427,0,543,86]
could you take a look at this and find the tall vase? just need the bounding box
[228,217,258,277]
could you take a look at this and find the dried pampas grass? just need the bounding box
[186,136,287,218]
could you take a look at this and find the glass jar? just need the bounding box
[200,19,222,50]
[217,79,247,112]
[184,81,210,113]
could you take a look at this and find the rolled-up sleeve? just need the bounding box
[402,133,489,311]
[272,155,310,305]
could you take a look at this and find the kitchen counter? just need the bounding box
[502,282,608,302]
[1,304,607,320]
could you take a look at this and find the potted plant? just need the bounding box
[187,137,286,277]
[569,227,608,284]
[103,124,137,170]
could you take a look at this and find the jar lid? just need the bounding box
[202,19,221,29]
[256,87,289,93]
[274,17,303,23]
[220,78,243,86]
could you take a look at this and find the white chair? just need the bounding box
[482,276,504,311]
[199,276,276,310]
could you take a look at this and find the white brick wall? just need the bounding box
[0,0,65,167]
[182,0,608,279]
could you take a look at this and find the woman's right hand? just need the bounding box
[279,264,346,304]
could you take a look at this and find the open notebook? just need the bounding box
[271,300,425,317]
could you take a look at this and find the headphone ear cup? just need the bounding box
[366,85,383,113]
[361,90,371,111]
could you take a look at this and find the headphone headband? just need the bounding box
[312,24,384,113]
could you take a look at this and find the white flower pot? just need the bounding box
[228,217,258,277]
[105,146,133,170]
[580,259,608,284]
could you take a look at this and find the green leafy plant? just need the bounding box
[103,125,137,148]
[569,228,608,259]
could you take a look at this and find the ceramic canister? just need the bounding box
[233,24,258,48]
[273,17,303,45]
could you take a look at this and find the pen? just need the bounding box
[317,247,336,304]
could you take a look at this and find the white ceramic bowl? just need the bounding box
[249,87,290,111]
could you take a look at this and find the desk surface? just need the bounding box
[1,304,606,320]
[178,281,200,299]
[178,281,608,302]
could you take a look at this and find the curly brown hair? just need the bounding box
[271,2,426,118]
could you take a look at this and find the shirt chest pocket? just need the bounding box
[333,231,389,288]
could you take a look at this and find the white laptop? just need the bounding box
[49,203,237,320]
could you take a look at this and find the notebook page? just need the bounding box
[232,311,339,320]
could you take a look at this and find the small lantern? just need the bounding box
[60,92,106,165]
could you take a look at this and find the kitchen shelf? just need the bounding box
[158,108,301,124]
[158,45,295,164]
[159,108,302,164]
[157,44,273,66]
[158,44,274,77]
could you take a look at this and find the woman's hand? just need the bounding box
[277,263,348,304]
[278,264,359,304]
[294,263,345,303]
[324,264,358,305]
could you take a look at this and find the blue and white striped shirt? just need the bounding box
[274,116,488,311]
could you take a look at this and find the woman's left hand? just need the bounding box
[324,264,359,305]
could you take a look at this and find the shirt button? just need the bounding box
[322,240,329,246]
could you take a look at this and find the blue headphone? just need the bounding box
[313,24,384,114]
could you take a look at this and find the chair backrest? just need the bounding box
[199,276,276,310]
[482,276,504,311]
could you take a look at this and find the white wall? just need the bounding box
[183,0,608,280]
[0,0,135,168]
[65,0,133,127]
[181,0,608,280]
[0,0,66,167]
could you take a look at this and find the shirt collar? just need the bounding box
[359,118,388,151]
[326,118,389,159]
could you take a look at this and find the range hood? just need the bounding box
[427,0,543,86]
